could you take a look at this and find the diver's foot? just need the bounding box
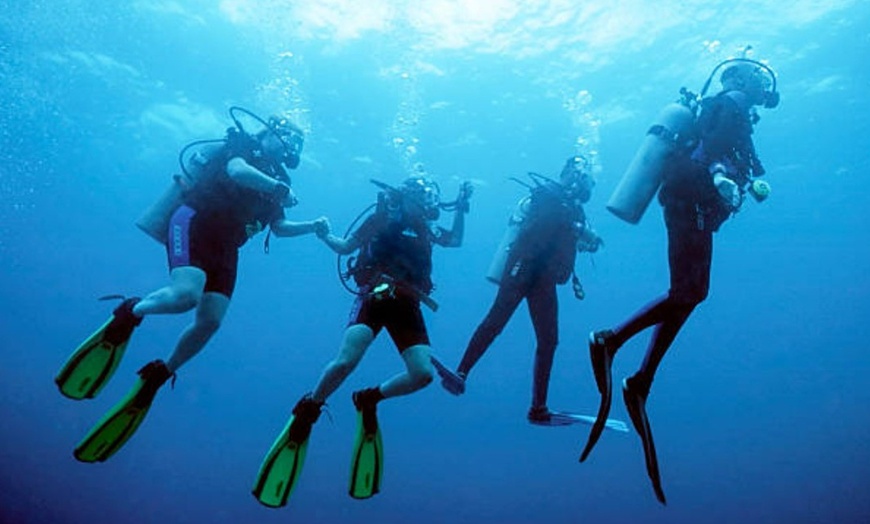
[288,394,324,443]
[440,369,466,396]
[352,387,383,434]
[104,297,143,345]
[352,387,383,411]
[131,359,173,409]
[527,406,574,426]
[527,405,550,424]
[622,375,649,432]
[589,330,617,396]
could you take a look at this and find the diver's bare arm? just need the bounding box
[321,233,361,255]
[226,157,285,193]
[435,208,466,248]
[270,218,325,238]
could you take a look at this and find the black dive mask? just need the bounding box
[762,90,780,109]
[702,57,780,110]
[268,117,305,169]
[402,176,441,221]
[561,155,593,203]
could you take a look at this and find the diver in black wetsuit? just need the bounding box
[581,59,780,504]
[437,157,602,424]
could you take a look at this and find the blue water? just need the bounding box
[2,2,869,523]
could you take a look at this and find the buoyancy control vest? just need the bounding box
[348,208,435,294]
[136,126,288,247]
[658,90,763,231]
[488,178,584,285]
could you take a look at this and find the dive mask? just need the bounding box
[268,116,305,169]
[403,176,441,220]
[705,58,780,110]
[749,67,779,108]
[562,155,594,202]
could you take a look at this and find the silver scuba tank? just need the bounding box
[606,102,696,224]
[486,196,530,285]
[135,143,224,244]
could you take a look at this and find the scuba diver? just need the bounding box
[579,56,781,504]
[434,157,613,427]
[252,174,472,507]
[56,107,328,462]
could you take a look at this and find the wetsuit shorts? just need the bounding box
[166,205,239,298]
[347,292,430,352]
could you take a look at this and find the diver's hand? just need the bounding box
[313,217,330,238]
[713,174,741,210]
[577,228,603,253]
[709,163,741,210]
[272,181,298,208]
[457,181,474,212]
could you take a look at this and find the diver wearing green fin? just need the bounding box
[58,107,328,463]
[253,174,472,507]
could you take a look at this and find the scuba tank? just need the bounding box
[486,196,529,285]
[608,55,780,225]
[606,97,696,224]
[135,140,225,244]
[135,106,292,245]
[487,170,577,285]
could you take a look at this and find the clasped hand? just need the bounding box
[312,217,331,239]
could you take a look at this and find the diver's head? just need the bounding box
[720,63,778,108]
[259,116,305,169]
[560,155,595,203]
[400,175,441,221]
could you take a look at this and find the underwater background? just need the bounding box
[2,1,869,523]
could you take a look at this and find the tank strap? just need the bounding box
[648,124,687,147]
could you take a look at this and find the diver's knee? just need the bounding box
[174,287,202,311]
[413,367,434,388]
[667,289,705,308]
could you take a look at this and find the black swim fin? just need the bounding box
[56,297,142,400]
[74,359,172,463]
[252,395,323,508]
[349,389,383,499]
[623,378,666,505]
[579,330,615,462]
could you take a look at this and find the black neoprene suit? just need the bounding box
[611,90,761,397]
[457,261,560,409]
[457,187,584,410]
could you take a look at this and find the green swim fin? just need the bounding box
[55,297,142,400]
[349,389,383,499]
[252,396,323,508]
[74,360,172,463]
